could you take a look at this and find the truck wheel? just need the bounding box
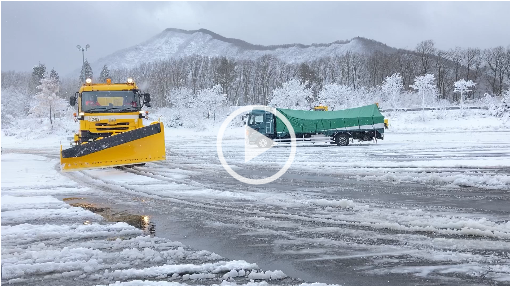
[257,137,271,148]
[335,134,349,146]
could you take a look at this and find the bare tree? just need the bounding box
[416,40,436,74]
[434,50,450,99]
[464,48,481,81]
[462,48,482,99]
[505,46,510,87]
[214,57,237,104]
[484,46,507,96]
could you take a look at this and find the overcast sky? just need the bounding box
[2,1,510,75]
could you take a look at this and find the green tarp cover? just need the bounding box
[275,104,385,134]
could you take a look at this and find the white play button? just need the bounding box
[216,105,296,185]
[244,126,274,163]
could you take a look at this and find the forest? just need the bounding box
[2,40,509,130]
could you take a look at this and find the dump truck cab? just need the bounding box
[246,109,274,136]
[246,109,276,147]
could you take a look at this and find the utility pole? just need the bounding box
[76,44,90,65]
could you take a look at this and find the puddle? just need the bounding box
[64,198,156,235]
[62,197,85,201]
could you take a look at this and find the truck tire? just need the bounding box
[335,134,349,146]
[257,137,271,148]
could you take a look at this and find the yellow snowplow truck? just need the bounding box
[60,78,166,171]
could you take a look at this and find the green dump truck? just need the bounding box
[246,104,387,147]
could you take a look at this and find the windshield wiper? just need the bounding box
[105,106,138,112]
[85,106,138,112]
[85,106,109,112]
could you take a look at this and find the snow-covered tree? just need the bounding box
[30,63,46,93]
[454,79,476,110]
[99,65,111,83]
[49,68,59,83]
[195,84,226,119]
[269,79,312,110]
[381,73,403,110]
[1,87,31,129]
[316,83,352,110]
[168,87,193,108]
[494,89,510,119]
[481,93,499,115]
[162,85,226,127]
[79,60,93,83]
[410,74,438,117]
[29,76,67,128]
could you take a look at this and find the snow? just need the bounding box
[1,108,509,285]
[103,279,340,286]
[0,153,298,285]
[385,108,508,132]
[104,261,259,281]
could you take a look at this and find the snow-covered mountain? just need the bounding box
[92,28,397,72]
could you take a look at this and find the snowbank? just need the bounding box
[385,108,509,132]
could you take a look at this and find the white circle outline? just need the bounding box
[216,105,296,185]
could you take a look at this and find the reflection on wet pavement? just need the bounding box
[64,198,156,235]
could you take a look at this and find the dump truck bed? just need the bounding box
[275,104,385,134]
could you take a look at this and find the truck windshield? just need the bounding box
[81,91,140,113]
[248,113,264,126]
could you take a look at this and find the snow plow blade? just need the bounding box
[60,122,166,172]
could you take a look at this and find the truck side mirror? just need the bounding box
[143,93,151,107]
[143,93,151,103]
[70,96,76,106]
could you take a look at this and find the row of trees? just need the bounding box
[268,73,482,112]
[101,41,509,108]
[1,40,509,127]
[79,59,112,84]
[2,64,67,129]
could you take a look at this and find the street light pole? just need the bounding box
[76,44,90,65]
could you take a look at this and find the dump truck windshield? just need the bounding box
[81,91,140,112]
[247,113,264,126]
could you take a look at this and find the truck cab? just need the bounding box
[246,109,275,147]
[70,78,151,144]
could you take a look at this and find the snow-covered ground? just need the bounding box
[0,154,327,285]
[2,109,510,285]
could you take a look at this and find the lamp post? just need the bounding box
[76,44,90,65]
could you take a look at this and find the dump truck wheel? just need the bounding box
[336,134,349,146]
[257,137,271,148]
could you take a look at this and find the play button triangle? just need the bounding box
[245,126,274,163]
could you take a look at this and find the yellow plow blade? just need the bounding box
[60,122,166,172]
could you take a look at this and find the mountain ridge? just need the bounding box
[89,28,399,74]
